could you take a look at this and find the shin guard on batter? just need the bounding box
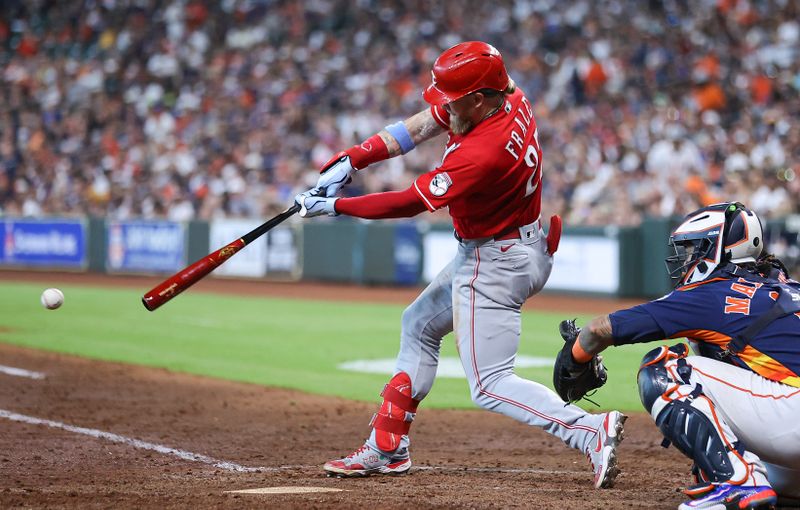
[638,347,770,489]
[370,372,420,453]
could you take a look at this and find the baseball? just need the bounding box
[41,288,64,310]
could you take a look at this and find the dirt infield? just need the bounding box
[0,271,692,509]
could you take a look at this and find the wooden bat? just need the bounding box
[141,204,300,311]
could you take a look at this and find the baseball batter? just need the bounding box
[294,41,626,489]
[565,203,800,509]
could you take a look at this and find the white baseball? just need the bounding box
[41,288,64,310]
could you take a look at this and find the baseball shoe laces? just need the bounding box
[586,410,627,489]
[323,442,411,478]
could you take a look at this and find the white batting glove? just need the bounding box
[294,188,339,218]
[315,154,355,197]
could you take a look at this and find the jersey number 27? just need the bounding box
[523,129,542,197]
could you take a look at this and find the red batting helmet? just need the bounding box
[423,41,510,106]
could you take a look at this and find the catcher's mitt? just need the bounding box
[552,319,608,403]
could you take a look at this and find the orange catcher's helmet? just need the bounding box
[423,41,510,106]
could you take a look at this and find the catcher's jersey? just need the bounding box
[610,272,800,387]
[414,88,542,239]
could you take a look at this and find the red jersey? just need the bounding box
[414,88,543,239]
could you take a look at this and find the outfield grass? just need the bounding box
[0,281,661,411]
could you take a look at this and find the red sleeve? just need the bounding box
[413,152,484,211]
[335,186,427,219]
[430,105,450,130]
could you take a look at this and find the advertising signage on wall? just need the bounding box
[209,219,268,278]
[208,220,298,278]
[394,223,421,285]
[422,230,621,294]
[107,221,186,273]
[0,219,86,268]
[546,236,620,293]
[266,227,297,274]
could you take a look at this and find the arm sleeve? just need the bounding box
[413,155,487,212]
[335,186,427,219]
[609,306,668,345]
[610,288,721,345]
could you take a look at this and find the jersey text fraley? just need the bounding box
[504,95,534,160]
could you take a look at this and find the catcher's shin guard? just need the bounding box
[371,372,420,453]
[638,347,769,487]
[655,396,737,482]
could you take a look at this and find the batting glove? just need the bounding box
[294,188,339,218]
[315,153,355,197]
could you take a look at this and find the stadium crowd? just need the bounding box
[0,0,798,230]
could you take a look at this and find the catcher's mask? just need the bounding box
[665,202,763,287]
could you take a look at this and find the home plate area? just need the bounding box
[226,487,344,494]
[0,343,698,509]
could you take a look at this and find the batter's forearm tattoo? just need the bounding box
[579,315,615,355]
[407,109,446,142]
[378,109,445,158]
[379,130,402,157]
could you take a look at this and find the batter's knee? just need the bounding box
[400,301,452,346]
[467,376,505,412]
[469,389,501,411]
[400,303,422,337]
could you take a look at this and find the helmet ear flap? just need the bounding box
[722,203,764,264]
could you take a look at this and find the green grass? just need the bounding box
[0,281,660,411]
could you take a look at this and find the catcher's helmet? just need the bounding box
[423,41,510,106]
[665,202,764,287]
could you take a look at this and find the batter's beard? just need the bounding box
[449,113,473,135]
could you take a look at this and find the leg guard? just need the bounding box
[637,343,691,414]
[637,347,769,487]
[657,394,769,486]
[655,395,736,482]
[370,372,420,453]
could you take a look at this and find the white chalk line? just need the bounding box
[413,466,580,475]
[301,465,578,475]
[0,409,265,473]
[0,365,46,379]
[0,409,580,477]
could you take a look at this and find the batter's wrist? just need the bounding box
[385,121,416,154]
[347,133,389,170]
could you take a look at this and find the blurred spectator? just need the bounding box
[0,0,796,230]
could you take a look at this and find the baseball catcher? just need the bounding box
[556,202,800,510]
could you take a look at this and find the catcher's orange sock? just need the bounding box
[370,372,419,453]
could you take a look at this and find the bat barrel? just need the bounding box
[141,238,245,311]
[141,203,300,311]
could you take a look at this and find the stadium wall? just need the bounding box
[1,216,796,299]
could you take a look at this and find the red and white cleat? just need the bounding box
[586,410,627,489]
[324,443,411,477]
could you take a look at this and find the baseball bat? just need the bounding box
[141,203,301,311]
